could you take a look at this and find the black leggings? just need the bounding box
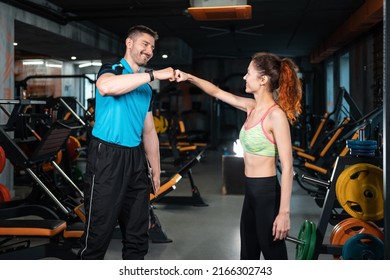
[240,176,288,260]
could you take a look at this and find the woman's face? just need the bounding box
[243,61,262,94]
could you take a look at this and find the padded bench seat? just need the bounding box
[0,219,66,237]
[63,222,84,238]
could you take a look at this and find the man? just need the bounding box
[79,25,175,259]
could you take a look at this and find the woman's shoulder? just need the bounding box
[268,105,288,122]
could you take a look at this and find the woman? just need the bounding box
[175,52,302,260]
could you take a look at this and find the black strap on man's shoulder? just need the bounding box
[97,62,124,78]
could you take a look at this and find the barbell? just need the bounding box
[285,220,317,260]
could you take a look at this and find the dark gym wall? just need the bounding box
[349,23,382,115]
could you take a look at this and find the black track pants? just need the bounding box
[240,176,288,260]
[79,137,150,260]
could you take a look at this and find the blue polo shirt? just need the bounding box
[92,58,153,147]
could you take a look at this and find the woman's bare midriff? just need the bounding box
[243,152,277,178]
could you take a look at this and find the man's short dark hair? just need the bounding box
[126,25,158,41]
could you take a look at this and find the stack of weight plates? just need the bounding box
[346,139,377,157]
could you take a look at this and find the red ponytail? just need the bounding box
[277,59,302,125]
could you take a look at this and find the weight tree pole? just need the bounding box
[384,0,389,260]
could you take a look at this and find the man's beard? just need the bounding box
[138,53,150,66]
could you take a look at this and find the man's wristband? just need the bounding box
[145,69,154,82]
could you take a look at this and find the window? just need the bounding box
[84,74,96,109]
[339,52,350,119]
[326,60,334,114]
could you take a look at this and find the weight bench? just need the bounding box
[157,149,207,206]
[0,219,66,237]
[0,219,79,259]
[63,221,84,239]
[0,120,84,220]
[150,173,182,202]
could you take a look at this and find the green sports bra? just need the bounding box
[239,104,278,157]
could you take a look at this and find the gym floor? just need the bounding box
[105,147,333,260]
